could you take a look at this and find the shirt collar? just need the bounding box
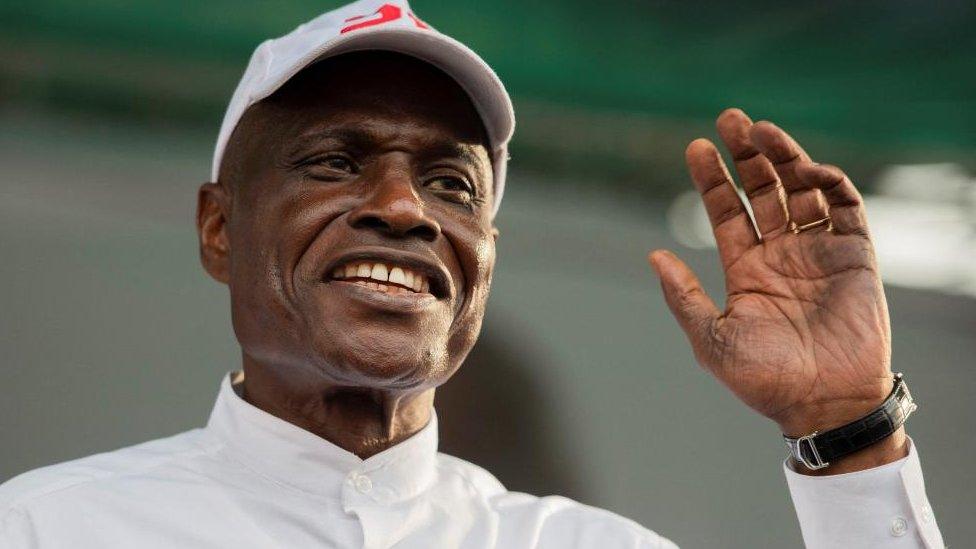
[205,372,439,504]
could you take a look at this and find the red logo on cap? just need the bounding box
[341,4,429,33]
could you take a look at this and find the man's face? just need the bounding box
[201,52,496,393]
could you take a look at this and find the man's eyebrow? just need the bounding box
[419,140,488,168]
[283,127,373,158]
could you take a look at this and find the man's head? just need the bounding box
[197,51,498,394]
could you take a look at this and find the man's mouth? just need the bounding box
[330,261,431,296]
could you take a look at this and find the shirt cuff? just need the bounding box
[783,437,944,548]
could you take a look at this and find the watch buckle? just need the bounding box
[795,432,830,470]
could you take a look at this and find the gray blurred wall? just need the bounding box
[2,110,974,547]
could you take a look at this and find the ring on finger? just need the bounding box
[789,216,832,234]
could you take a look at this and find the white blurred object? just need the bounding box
[874,163,976,203]
[870,164,976,297]
[666,190,715,250]
[667,163,976,297]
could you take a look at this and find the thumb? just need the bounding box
[648,249,721,352]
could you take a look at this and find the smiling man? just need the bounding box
[0,1,946,548]
[199,50,498,461]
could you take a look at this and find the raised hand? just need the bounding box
[650,108,906,473]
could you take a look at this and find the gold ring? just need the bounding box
[789,216,832,234]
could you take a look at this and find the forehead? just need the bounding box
[262,51,490,153]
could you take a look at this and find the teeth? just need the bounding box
[330,261,433,295]
[389,267,405,285]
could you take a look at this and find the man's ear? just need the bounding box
[196,182,231,284]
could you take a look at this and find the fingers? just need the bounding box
[715,109,789,237]
[693,109,870,243]
[795,163,869,235]
[684,138,757,269]
[648,250,720,359]
[749,121,830,227]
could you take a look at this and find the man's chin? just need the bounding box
[311,331,453,390]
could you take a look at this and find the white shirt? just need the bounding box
[0,373,945,548]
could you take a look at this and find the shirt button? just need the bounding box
[353,474,373,494]
[890,517,908,537]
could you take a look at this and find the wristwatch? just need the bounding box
[784,373,917,471]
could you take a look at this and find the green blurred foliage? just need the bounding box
[2,0,974,191]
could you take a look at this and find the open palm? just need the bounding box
[651,109,893,437]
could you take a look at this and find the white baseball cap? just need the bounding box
[211,0,515,216]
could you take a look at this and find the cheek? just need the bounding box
[226,184,352,358]
[443,221,495,301]
[239,181,357,290]
[229,198,290,300]
[475,235,496,281]
[463,225,496,298]
[225,209,296,360]
[445,226,495,354]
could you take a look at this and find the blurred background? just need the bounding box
[1,0,974,546]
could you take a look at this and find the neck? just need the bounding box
[239,357,434,459]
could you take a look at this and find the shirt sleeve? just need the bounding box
[783,438,944,548]
[0,507,38,549]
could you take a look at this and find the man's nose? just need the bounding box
[347,168,441,241]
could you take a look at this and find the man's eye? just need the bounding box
[426,176,473,202]
[316,155,355,173]
[299,154,357,180]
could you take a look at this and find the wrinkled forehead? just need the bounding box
[267,51,489,148]
[220,51,492,186]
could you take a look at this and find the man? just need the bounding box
[0,0,945,547]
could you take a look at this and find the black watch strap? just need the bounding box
[784,373,917,470]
